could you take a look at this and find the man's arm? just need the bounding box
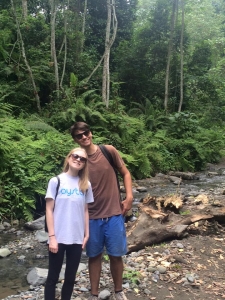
[118,164,133,215]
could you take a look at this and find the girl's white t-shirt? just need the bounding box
[45,172,94,244]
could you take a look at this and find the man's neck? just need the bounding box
[84,143,97,155]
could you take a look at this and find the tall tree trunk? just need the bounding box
[102,0,111,106]
[84,0,117,94]
[60,0,69,90]
[178,0,184,112]
[49,0,59,98]
[102,0,117,107]
[22,0,27,21]
[164,0,178,112]
[11,0,41,113]
[81,0,87,53]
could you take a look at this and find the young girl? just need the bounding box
[44,147,94,300]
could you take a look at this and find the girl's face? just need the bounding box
[68,149,87,171]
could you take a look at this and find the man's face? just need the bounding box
[74,129,92,147]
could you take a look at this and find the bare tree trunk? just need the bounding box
[102,0,111,106]
[11,0,41,113]
[81,0,87,52]
[22,0,27,20]
[84,0,117,92]
[164,0,177,112]
[49,0,59,98]
[178,0,184,112]
[60,0,69,90]
[102,0,117,107]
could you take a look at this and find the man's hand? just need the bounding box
[117,164,133,216]
[121,197,133,216]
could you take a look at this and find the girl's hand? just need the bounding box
[49,236,58,253]
[82,235,89,249]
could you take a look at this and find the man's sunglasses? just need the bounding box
[74,130,90,140]
[70,153,87,163]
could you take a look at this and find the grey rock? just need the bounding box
[35,254,45,259]
[0,248,11,257]
[163,249,170,255]
[176,243,184,249]
[58,263,87,281]
[23,244,32,250]
[3,222,11,228]
[168,175,182,185]
[127,215,137,222]
[16,231,23,236]
[136,186,148,193]
[157,266,167,274]
[122,282,130,289]
[27,267,48,286]
[99,289,111,299]
[151,273,159,282]
[24,216,45,231]
[8,228,16,233]
[35,230,48,243]
[79,287,89,292]
[17,255,26,262]
[144,289,151,295]
[77,263,87,273]
[147,266,157,273]
[187,275,195,283]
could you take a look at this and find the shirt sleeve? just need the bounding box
[45,176,58,201]
[86,181,94,204]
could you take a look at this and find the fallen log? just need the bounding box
[126,205,214,253]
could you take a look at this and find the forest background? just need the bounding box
[1,0,225,222]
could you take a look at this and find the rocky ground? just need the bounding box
[1,160,225,300]
[1,220,225,300]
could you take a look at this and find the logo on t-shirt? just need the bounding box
[60,188,84,196]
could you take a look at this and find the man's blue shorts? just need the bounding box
[86,214,127,257]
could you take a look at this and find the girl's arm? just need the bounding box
[82,204,89,249]
[46,198,58,253]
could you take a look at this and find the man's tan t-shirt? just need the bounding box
[87,145,123,219]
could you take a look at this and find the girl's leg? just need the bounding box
[61,244,82,300]
[44,244,65,300]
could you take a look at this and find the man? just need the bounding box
[70,122,133,300]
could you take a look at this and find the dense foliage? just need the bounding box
[1,0,225,221]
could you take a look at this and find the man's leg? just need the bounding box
[105,215,127,295]
[109,255,124,292]
[86,219,105,297]
[89,253,102,295]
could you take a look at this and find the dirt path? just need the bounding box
[121,222,225,300]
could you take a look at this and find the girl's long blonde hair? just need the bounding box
[63,147,89,193]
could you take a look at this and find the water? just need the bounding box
[0,231,88,299]
[0,233,49,299]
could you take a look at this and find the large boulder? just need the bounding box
[27,267,48,286]
[24,216,45,231]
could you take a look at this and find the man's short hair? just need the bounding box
[70,122,90,139]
